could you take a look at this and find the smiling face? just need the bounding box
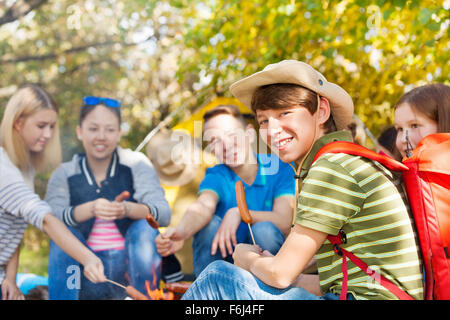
[256,105,322,165]
[251,83,332,165]
[256,98,331,165]
[14,108,58,154]
[394,103,438,157]
[203,114,254,167]
[76,105,122,162]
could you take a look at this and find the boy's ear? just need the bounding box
[317,97,331,126]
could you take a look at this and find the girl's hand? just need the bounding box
[232,243,262,271]
[82,254,106,284]
[91,198,126,220]
[1,278,24,300]
[211,207,241,258]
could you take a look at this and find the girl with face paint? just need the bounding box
[394,83,450,158]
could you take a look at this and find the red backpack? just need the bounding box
[313,134,450,300]
[401,133,450,300]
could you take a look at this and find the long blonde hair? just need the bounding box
[0,84,62,173]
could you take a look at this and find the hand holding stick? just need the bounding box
[235,180,256,245]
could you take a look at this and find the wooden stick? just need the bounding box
[106,279,149,300]
[106,279,126,290]
[247,223,256,246]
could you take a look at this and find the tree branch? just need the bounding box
[0,0,48,26]
[0,35,154,64]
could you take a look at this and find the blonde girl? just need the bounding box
[0,85,105,300]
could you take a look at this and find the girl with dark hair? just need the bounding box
[46,96,171,299]
[394,83,450,158]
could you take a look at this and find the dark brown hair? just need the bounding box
[395,83,450,133]
[203,104,246,127]
[79,102,121,126]
[251,83,336,133]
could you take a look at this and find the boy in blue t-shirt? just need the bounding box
[155,105,295,277]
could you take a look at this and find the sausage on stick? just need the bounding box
[114,190,130,202]
[235,180,256,245]
[145,213,159,229]
[165,282,191,294]
[115,191,159,229]
[105,279,149,300]
[125,285,149,300]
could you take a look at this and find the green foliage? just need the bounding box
[174,0,449,136]
[0,0,447,276]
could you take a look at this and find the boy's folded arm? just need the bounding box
[250,224,327,289]
[248,195,294,236]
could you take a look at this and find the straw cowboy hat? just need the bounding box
[230,60,354,131]
[146,128,200,186]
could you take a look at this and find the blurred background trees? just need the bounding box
[0,0,448,275]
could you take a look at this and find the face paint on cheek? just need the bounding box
[405,130,414,157]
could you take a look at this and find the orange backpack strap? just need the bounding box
[313,141,408,171]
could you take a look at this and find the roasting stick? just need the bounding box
[106,279,149,300]
[235,180,256,245]
[106,278,126,290]
[111,191,153,300]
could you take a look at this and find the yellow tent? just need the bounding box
[172,97,253,137]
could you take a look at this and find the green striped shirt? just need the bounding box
[295,131,423,300]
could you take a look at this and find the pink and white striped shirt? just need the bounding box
[86,218,125,252]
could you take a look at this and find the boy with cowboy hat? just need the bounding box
[182,60,423,300]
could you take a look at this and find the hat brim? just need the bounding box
[230,60,354,131]
[146,128,201,187]
[157,161,199,187]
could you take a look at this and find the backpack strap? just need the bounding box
[328,232,414,300]
[315,141,413,300]
[313,141,408,171]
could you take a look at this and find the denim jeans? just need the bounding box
[182,260,341,300]
[48,219,161,300]
[192,215,285,277]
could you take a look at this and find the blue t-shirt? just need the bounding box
[198,153,295,241]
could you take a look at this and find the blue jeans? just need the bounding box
[182,260,341,300]
[48,219,161,300]
[192,215,285,277]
